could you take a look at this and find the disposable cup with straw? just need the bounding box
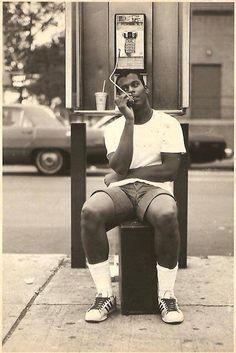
[95,80,107,110]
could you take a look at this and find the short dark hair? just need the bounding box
[116,70,145,88]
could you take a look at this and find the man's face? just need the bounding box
[117,73,148,108]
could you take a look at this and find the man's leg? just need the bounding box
[145,194,180,269]
[81,192,116,265]
[81,189,134,322]
[145,194,184,324]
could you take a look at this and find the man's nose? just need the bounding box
[128,85,134,93]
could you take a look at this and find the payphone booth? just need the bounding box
[66,2,190,268]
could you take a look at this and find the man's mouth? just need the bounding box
[132,96,140,102]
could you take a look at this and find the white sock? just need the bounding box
[87,259,113,297]
[156,263,178,299]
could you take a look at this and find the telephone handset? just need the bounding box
[127,99,134,108]
[116,87,134,107]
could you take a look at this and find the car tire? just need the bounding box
[34,149,65,175]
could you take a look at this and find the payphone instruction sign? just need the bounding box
[115,14,145,70]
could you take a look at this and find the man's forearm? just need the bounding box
[126,164,177,182]
[109,120,134,175]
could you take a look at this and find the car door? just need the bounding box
[3,106,34,164]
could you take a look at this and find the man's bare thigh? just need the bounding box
[85,190,135,230]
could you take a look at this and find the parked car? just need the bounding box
[188,132,232,163]
[3,104,70,175]
[3,104,232,175]
[2,104,107,175]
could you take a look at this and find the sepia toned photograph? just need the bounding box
[2,1,234,352]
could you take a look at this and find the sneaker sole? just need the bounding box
[85,316,107,323]
[161,317,184,325]
[85,306,117,323]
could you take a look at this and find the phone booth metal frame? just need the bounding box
[66,2,191,268]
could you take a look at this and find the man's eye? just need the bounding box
[133,82,140,87]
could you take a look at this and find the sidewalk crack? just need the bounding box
[2,256,66,346]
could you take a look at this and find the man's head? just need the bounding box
[115,70,149,109]
[116,70,146,88]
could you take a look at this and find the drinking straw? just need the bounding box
[102,80,106,92]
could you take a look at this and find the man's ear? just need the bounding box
[145,86,149,94]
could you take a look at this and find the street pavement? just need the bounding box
[2,167,234,256]
[2,254,234,352]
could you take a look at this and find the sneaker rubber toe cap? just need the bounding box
[85,309,106,322]
[162,310,184,324]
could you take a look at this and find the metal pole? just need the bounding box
[174,123,189,268]
[71,122,86,268]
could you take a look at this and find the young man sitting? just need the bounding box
[81,70,186,324]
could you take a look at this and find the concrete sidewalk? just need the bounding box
[2,254,234,352]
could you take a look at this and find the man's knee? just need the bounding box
[152,203,178,229]
[81,201,103,228]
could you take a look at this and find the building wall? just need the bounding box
[186,2,234,120]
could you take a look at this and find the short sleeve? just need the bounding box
[104,118,125,156]
[161,116,186,154]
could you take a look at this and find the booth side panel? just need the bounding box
[82,3,110,110]
[153,3,179,110]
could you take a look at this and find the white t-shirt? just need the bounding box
[104,110,186,194]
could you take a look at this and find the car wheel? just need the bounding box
[35,150,65,175]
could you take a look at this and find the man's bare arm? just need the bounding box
[126,153,181,182]
[104,153,182,186]
[107,95,135,175]
[108,119,134,175]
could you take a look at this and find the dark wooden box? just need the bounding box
[119,220,159,315]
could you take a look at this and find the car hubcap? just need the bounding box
[37,151,63,174]
[42,153,60,167]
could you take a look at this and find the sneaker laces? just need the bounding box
[90,296,113,312]
[160,298,179,312]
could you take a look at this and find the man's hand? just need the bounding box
[115,93,134,121]
[104,172,124,187]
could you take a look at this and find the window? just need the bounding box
[3,107,24,127]
[22,116,33,128]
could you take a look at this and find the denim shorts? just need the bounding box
[91,181,176,222]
